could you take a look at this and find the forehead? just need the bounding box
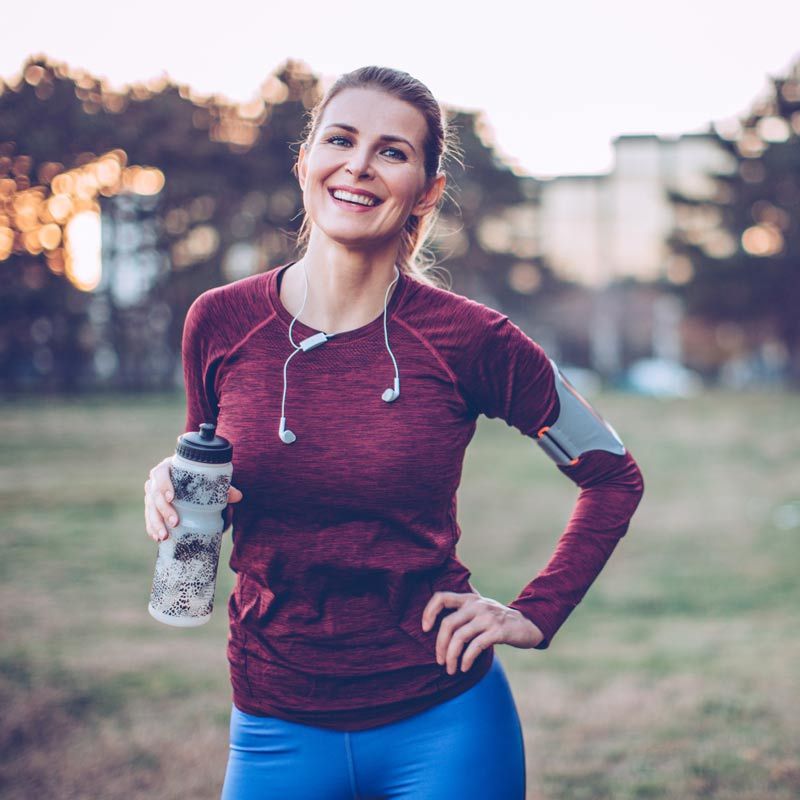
[318,87,428,143]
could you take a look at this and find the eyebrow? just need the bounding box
[323,123,417,154]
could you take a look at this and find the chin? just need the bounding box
[316,222,398,250]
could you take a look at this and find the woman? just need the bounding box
[143,65,644,799]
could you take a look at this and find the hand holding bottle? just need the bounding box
[144,456,242,542]
[144,423,238,626]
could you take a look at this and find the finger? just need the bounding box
[150,462,177,525]
[228,485,243,503]
[435,605,474,666]
[152,461,174,501]
[422,591,463,632]
[144,489,159,540]
[146,499,169,541]
[154,488,178,528]
[444,617,485,674]
[144,493,155,540]
[144,499,160,540]
[145,503,167,542]
[460,631,495,672]
[144,457,174,541]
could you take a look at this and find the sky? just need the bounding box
[3,1,799,179]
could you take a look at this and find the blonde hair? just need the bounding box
[291,65,462,289]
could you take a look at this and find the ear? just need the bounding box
[412,172,446,217]
[297,143,308,191]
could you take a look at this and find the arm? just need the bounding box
[508,447,644,649]
[423,306,644,670]
[423,442,643,670]
[144,292,229,543]
[180,291,239,532]
[506,358,644,649]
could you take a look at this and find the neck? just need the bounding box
[282,232,402,334]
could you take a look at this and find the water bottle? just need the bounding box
[148,422,233,627]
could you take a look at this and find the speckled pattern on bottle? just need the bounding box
[149,529,224,620]
[171,466,230,506]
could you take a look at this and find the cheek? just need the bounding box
[390,175,425,209]
[302,152,333,187]
[304,174,331,210]
[408,170,430,201]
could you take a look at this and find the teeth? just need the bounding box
[332,189,378,206]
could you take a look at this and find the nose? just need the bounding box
[345,145,373,178]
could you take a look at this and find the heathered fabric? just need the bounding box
[181,260,645,731]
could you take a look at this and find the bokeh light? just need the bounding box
[741,223,784,257]
[0,143,164,292]
[64,210,102,291]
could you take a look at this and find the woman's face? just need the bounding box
[297,87,444,251]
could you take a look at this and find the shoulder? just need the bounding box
[401,277,535,359]
[187,271,266,321]
[183,270,274,346]
[402,277,510,338]
[401,276,554,423]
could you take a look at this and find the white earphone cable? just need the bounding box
[280,262,400,443]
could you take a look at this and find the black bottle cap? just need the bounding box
[175,423,233,464]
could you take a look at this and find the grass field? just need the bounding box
[1,390,798,799]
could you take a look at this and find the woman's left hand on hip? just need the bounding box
[421,591,545,674]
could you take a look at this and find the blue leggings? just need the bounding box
[220,654,526,799]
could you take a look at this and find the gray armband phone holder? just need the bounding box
[535,359,626,466]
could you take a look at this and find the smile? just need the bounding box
[328,188,382,208]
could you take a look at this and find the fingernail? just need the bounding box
[169,516,177,526]
[166,491,173,501]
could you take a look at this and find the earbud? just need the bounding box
[382,377,400,403]
[279,417,296,444]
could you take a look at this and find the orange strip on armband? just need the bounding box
[537,426,550,438]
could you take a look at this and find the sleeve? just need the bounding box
[456,310,559,436]
[181,291,221,435]
[506,448,644,649]
[461,309,645,650]
[180,291,235,532]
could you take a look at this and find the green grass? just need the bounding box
[1,389,799,799]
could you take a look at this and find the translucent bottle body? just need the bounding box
[148,453,232,627]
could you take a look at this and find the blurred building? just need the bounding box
[532,132,736,286]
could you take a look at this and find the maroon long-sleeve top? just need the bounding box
[181,260,644,731]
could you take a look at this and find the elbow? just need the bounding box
[605,451,645,532]
[559,448,644,497]
[613,447,645,499]
[622,452,645,517]
[629,453,645,498]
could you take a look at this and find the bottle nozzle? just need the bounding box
[199,423,216,440]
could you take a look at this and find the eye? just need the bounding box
[326,135,351,147]
[382,147,407,162]
[324,135,407,161]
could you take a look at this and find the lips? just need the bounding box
[328,186,383,211]
[328,185,382,205]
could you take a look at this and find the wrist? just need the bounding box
[509,606,546,648]
[525,619,546,648]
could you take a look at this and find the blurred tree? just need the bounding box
[0,56,570,394]
[438,110,565,327]
[665,58,800,384]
